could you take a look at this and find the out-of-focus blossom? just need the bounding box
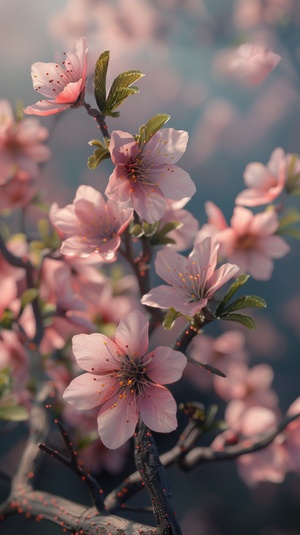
[0,330,29,390]
[50,185,133,261]
[235,148,287,206]
[63,310,187,449]
[196,201,228,242]
[24,37,88,116]
[285,397,300,474]
[206,206,290,280]
[0,172,38,213]
[0,99,50,185]
[212,400,288,486]
[214,362,278,409]
[105,129,196,224]
[62,404,129,474]
[156,198,199,251]
[229,43,281,87]
[233,0,295,29]
[38,258,95,353]
[185,330,248,391]
[141,236,239,317]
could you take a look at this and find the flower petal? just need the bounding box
[138,384,178,433]
[115,310,149,358]
[72,333,121,371]
[97,392,138,449]
[145,347,187,384]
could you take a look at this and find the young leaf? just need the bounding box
[221,295,266,313]
[87,145,110,170]
[20,288,39,315]
[141,114,170,144]
[104,70,144,116]
[216,273,250,315]
[220,313,256,330]
[0,404,29,421]
[94,51,110,112]
[163,308,182,330]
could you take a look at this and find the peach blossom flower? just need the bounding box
[185,330,248,391]
[157,197,199,251]
[63,310,187,449]
[235,148,287,206]
[0,99,50,185]
[105,128,196,224]
[50,185,133,261]
[229,43,281,86]
[214,362,278,409]
[214,206,290,280]
[141,236,239,317]
[212,401,288,486]
[24,37,88,116]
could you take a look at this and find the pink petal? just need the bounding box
[259,235,290,258]
[97,392,138,449]
[137,384,178,433]
[145,347,187,384]
[63,373,117,410]
[146,128,188,165]
[131,183,166,223]
[249,210,278,236]
[50,203,78,236]
[55,79,84,103]
[206,263,239,296]
[115,310,149,358]
[109,131,139,164]
[156,166,196,201]
[65,36,88,80]
[72,333,121,371]
[24,100,71,116]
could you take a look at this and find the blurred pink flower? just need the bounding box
[285,397,300,474]
[24,37,88,116]
[0,172,38,213]
[50,185,133,260]
[0,99,50,184]
[63,310,187,449]
[105,128,196,223]
[212,401,288,486]
[229,43,281,86]
[214,362,278,409]
[157,197,199,251]
[185,330,248,391]
[215,206,290,280]
[141,236,239,317]
[235,147,287,206]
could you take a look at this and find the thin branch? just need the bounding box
[39,419,105,513]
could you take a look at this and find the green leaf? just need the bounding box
[94,51,110,112]
[278,208,300,231]
[87,145,110,170]
[139,114,170,145]
[220,313,256,330]
[20,288,39,314]
[216,274,250,315]
[0,404,29,421]
[163,308,182,330]
[281,227,300,239]
[104,70,144,116]
[222,295,266,313]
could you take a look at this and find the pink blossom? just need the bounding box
[212,401,288,486]
[215,206,290,280]
[235,148,287,206]
[157,198,199,251]
[214,362,278,409]
[285,397,300,474]
[63,310,187,449]
[0,99,50,184]
[185,330,248,391]
[50,185,133,261]
[196,201,228,242]
[105,128,196,224]
[0,172,38,213]
[141,237,239,317]
[24,37,88,116]
[229,43,281,86]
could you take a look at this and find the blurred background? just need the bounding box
[1,0,300,533]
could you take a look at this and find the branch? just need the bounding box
[179,412,300,470]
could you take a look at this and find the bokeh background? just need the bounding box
[1,0,300,533]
